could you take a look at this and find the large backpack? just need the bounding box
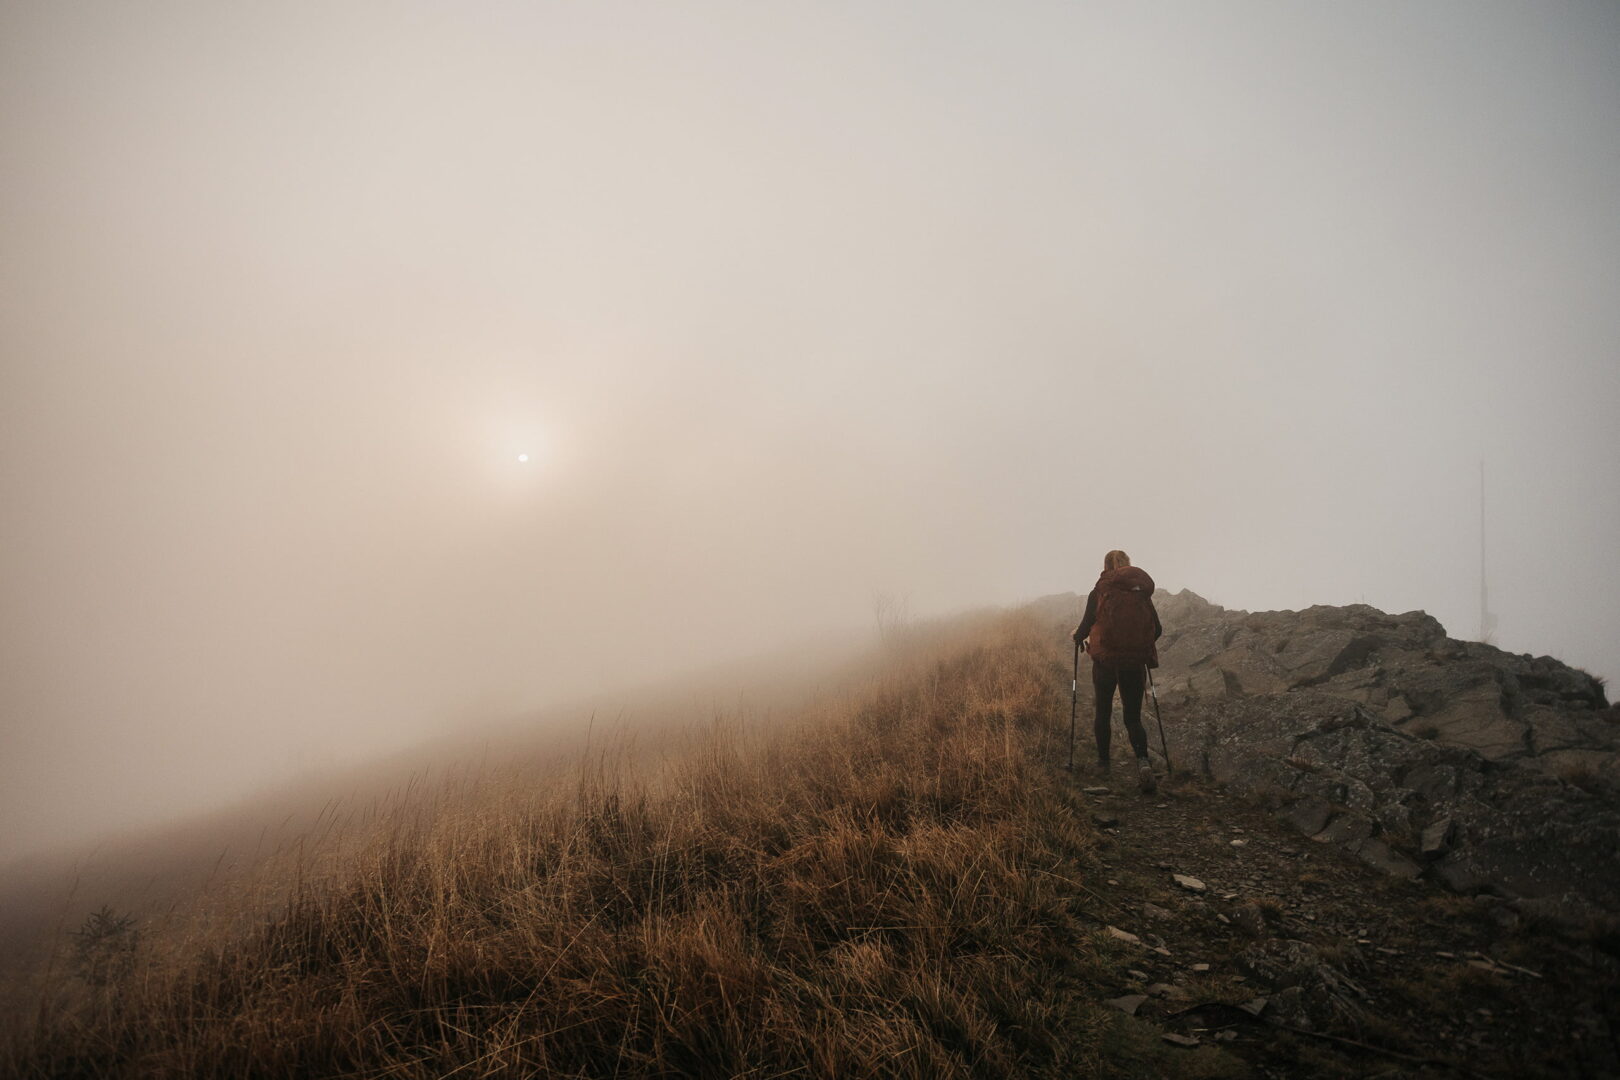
[1088,567,1158,668]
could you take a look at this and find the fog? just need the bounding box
[3,1,1617,863]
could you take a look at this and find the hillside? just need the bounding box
[3,600,1617,1078]
[0,629,874,995]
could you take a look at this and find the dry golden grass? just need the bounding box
[1,610,1173,1079]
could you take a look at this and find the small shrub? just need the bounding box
[68,905,140,987]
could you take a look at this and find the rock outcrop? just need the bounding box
[1036,589,1620,924]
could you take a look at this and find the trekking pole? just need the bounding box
[1066,640,1079,770]
[1146,665,1172,776]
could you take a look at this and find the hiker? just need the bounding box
[1073,549,1163,792]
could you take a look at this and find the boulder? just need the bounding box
[1281,796,1333,836]
[1346,837,1422,879]
[1420,816,1454,858]
[1314,812,1374,846]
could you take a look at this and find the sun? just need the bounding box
[516,453,530,463]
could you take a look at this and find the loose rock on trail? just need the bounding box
[1067,768,1617,1078]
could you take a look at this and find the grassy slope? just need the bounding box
[4,609,1245,1079]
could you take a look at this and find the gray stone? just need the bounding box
[1402,763,1461,802]
[1314,812,1374,845]
[1381,694,1415,724]
[1421,691,1528,760]
[1104,994,1148,1015]
[1281,795,1333,836]
[1375,801,1414,837]
[1187,665,1237,700]
[1346,837,1422,878]
[1420,816,1454,858]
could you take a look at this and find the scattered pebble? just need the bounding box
[1106,925,1141,944]
[1191,963,1210,973]
[1127,968,1150,981]
[1082,786,1110,795]
[1172,874,1207,892]
[1162,1033,1200,1048]
[1229,839,1247,847]
[1106,879,1120,886]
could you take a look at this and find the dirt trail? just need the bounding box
[1066,764,1619,1078]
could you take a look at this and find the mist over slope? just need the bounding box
[7,586,1617,990]
[0,624,878,985]
[4,593,1618,1077]
[5,608,1146,1077]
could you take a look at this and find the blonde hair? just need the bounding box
[1103,549,1131,571]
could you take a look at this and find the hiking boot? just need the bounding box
[1137,758,1157,794]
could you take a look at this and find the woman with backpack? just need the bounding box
[1073,549,1164,793]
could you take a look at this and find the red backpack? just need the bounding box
[1088,566,1158,668]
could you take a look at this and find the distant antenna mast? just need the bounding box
[1479,460,1497,644]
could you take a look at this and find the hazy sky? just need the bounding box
[3,1,1617,861]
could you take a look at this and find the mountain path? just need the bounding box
[1063,764,1618,1078]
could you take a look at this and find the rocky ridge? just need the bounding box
[1034,589,1620,927]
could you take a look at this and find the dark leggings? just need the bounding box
[1093,662,1149,763]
